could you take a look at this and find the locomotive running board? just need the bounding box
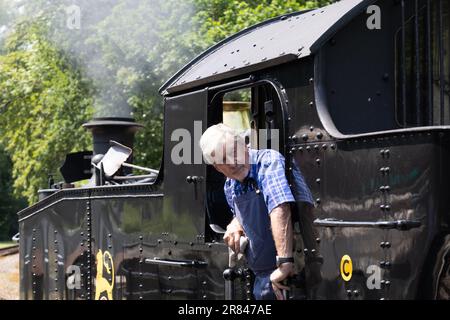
[313,218,421,231]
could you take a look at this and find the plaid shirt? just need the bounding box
[224,149,313,215]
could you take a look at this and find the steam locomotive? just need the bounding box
[18,0,450,300]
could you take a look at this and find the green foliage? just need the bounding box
[0,19,93,203]
[192,0,333,47]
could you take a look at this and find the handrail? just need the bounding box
[313,218,422,231]
[144,257,208,268]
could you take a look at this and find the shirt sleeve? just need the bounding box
[223,179,235,215]
[258,150,295,214]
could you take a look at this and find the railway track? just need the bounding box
[0,245,19,257]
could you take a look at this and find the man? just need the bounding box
[199,123,313,300]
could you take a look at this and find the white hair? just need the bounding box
[199,123,246,164]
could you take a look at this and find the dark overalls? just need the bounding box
[233,178,278,300]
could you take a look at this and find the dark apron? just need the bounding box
[234,188,277,300]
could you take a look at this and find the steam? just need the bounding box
[2,0,197,118]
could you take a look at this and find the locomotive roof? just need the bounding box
[159,0,375,95]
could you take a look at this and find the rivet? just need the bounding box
[108,234,112,238]
[353,290,359,297]
[346,290,352,297]
[298,147,303,152]
[315,178,321,184]
[302,134,308,141]
[316,158,321,165]
[139,235,143,240]
[314,145,319,150]
[385,205,391,211]
[203,295,207,299]
[317,132,323,139]
[309,78,314,84]
[303,248,308,253]
[316,198,321,204]
[309,126,314,131]
[202,281,207,285]
[380,205,386,211]
[322,144,327,150]
[316,237,321,243]
[385,242,391,248]
[190,242,194,246]
[306,146,311,152]
[330,144,336,150]
[174,241,178,245]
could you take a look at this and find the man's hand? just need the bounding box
[223,218,244,254]
[270,262,295,300]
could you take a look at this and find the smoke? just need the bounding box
[5,0,198,118]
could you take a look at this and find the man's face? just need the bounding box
[212,140,249,181]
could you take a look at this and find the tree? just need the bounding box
[0,18,93,203]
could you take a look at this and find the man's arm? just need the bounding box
[269,203,295,300]
[270,203,293,257]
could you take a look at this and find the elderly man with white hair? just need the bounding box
[199,123,313,300]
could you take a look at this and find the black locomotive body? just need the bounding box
[18,0,450,300]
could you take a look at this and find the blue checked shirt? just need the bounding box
[224,149,314,215]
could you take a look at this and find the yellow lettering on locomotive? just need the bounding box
[340,255,353,282]
[94,249,115,300]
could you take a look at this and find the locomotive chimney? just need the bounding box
[82,117,143,170]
